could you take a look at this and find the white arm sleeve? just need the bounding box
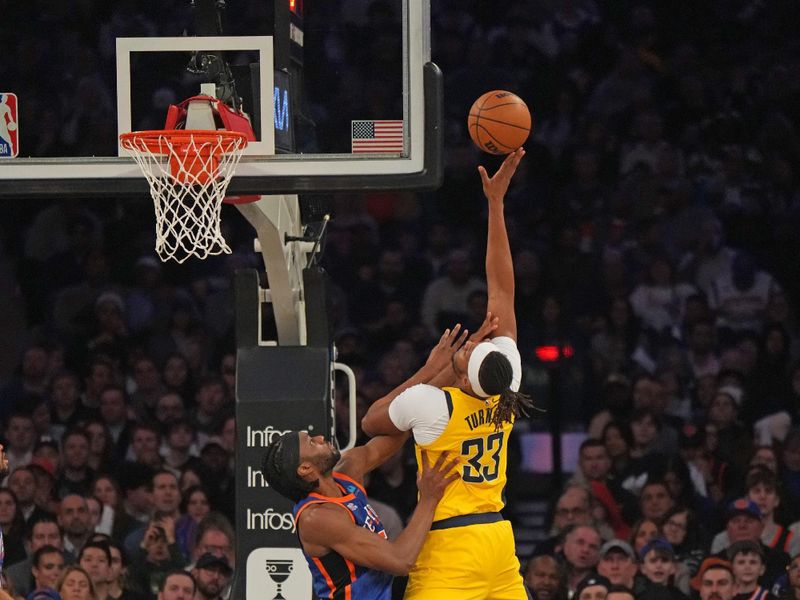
[490,336,522,392]
[387,384,451,446]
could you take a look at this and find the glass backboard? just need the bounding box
[0,0,441,196]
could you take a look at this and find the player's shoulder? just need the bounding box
[398,383,445,400]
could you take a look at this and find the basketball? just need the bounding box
[6,121,16,132]
[468,90,531,155]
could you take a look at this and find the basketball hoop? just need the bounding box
[119,129,249,263]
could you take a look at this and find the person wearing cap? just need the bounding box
[191,553,232,600]
[262,429,459,599]
[711,467,800,557]
[597,540,637,590]
[712,499,790,588]
[726,540,775,600]
[638,538,688,600]
[691,557,736,600]
[360,150,534,599]
[573,574,610,600]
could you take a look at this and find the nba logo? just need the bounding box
[0,93,19,158]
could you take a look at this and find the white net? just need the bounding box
[120,130,248,263]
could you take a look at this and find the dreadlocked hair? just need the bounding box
[478,351,540,430]
[262,434,316,503]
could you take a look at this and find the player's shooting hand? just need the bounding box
[416,450,460,503]
[478,147,525,204]
[425,324,469,372]
[469,312,499,343]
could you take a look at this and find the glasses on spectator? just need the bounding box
[555,506,587,518]
[664,518,687,531]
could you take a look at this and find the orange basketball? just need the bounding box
[467,90,531,155]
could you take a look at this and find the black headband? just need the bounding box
[278,431,301,476]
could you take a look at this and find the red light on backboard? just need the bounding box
[289,0,303,15]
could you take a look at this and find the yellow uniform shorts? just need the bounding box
[404,518,530,600]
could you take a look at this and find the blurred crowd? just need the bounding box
[3,0,800,600]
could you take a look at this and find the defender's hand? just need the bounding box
[416,451,460,503]
[425,325,469,372]
[478,147,525,204]
[469,312,499,343]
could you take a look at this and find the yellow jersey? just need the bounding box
[414,386,513,522]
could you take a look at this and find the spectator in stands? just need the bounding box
[712,499,789,587]
[189,379,227,438]
[161,355,194,405]
[692,558,735,600]
[161,420,198,476]
[57,428,94,498]
[9,466,50,524]
[30,544,66,593]
[91,474,138,541]
[78,541,113,600]
[83,358,116,412]
[559,524,602,596]
[708,386,752,471]
[99,385,135,462]
[710,252,781,342]
[573,574,611,600]
[7,516,64,595]
[59,494,92,558]
[127,513,186,598]
[602,421,634,479]
[57,565,99,600]
[571,439,636,539]
[743,467,800,556]
[153,394,186,429]
[630,518,661,554]
[524,554,566,600]
[638,538,688,599]
[0,487,26,564]
[126,423,162,470]
[785,554,800,600]
[533,485,593,556]
[123,470,180,557]
[49,370,91,440]
[191,513,234,570]
[639,480,676,524]
[83,420,114,474]
[5,413,37,471]
[174,486,210,559]
[129,356,165,422]
[190,553,232,600]
[597,539,638,590]
[726,540,772,600]
[156,570,194,600]
[662,506,706,587]
[0,345,50,419]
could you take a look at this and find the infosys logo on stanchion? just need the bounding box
[246,508,296,532]
[246,426,307,447]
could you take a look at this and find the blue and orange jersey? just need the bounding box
[293,472,393,600]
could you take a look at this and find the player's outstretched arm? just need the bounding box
[361,325,468,436]
[298,451,459,575]
[478,147,524,341]
[335,430,411,482]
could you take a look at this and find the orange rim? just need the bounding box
[119,130,249,155]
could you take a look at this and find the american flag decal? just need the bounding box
[351,120,404,153]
